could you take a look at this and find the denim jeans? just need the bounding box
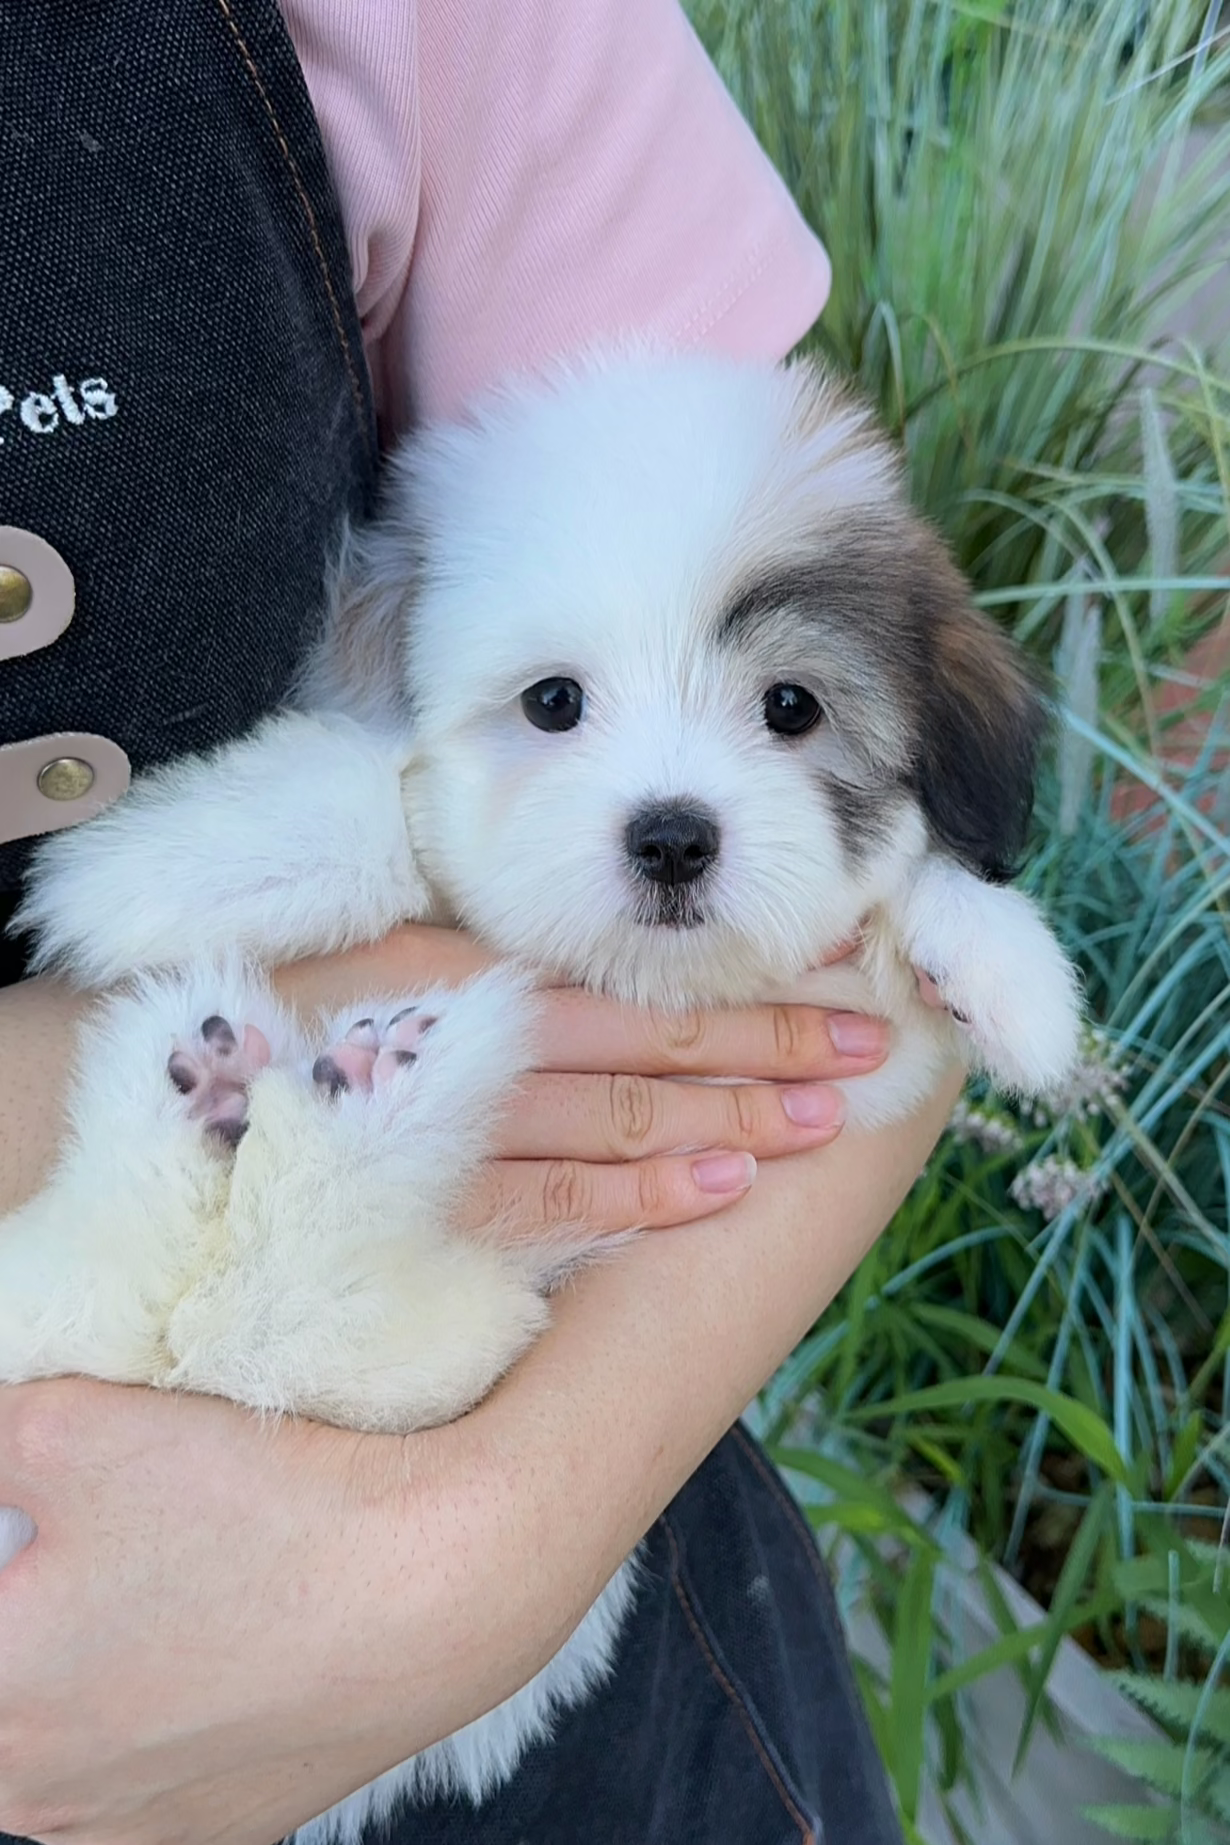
[368,1422,901,1845]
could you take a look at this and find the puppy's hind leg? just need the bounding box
[166,970,556,1433]
[0,965,291,1388]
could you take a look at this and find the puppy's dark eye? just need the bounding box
[521,677,585,732]
[764,683,822,738]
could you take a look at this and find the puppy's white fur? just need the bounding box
[0,961,637,1831]
[16,712,425,980]
[3,350,1082,1840]
[0,964,550,1415]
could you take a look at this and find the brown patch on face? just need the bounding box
[719,477,1047,882]
[719,539,923,778]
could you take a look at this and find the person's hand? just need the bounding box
[0,922,916,1845]
[276,924,891,1247]
[0,1071,962,1845]
[468,982,889,1240]
[0,924,888,1229]
[0,1380,504,1845]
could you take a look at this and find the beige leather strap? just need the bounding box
[0,526,76,662]
[0,733,131,844]
[1,529,131,844]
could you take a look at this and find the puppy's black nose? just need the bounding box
[625,803,720,887]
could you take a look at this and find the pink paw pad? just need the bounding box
[918,971,971,1026]
[313,1006,436,1099]
[167,1015,272,1150]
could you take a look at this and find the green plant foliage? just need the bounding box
[1082,1542,1230,1841]
[689,0,1230,715]
[685,0,1230,1833]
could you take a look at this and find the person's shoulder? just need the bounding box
[388,0,833,428]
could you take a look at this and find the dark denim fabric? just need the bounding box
[0,0,378,897]
[0,1425,905,1845]
[0,8,902,1843]
[359,1423,902,1845]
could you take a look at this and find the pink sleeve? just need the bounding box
[393,0,829,428]
[281,0,831,434]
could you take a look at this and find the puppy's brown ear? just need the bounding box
[911,533,1048,884]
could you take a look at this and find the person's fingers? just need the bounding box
[496,1071,845,1162]
[462,1147,763,1246]
[533,989,890,1081]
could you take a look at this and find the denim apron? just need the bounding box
[0,6,902,1841]
[0,0,378,966]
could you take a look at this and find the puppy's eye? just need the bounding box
[764,683,822,738]
[521,677,585,733]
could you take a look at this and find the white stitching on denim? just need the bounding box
[662,1515,817,1844]
[214,0,373,457]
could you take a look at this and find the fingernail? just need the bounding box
[692,1152,757,1194]
[780,1085,845,1129]
[827,1012,889,1057]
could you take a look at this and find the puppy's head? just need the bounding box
[361,351,1045,1004]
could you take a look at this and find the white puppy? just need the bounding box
[3,351,1081,1841]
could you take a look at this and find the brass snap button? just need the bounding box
[37,756,96,801]
[0,732,130,843]
[0,565,33,624]
[0,528,75,661]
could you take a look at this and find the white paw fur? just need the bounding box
[778,857,1081,1130]
[0,964,552,1422]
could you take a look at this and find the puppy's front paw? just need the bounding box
[933,957,1081,1098]
[309,971,539,1161]
[167,1014,272,1150]
[903,869,1082,1099]
[311,1005,437,1098]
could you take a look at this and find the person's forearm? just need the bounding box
[354,1074,960,1749]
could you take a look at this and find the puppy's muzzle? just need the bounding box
[625,802,720,889]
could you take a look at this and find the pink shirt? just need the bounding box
[278,0,832,435]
